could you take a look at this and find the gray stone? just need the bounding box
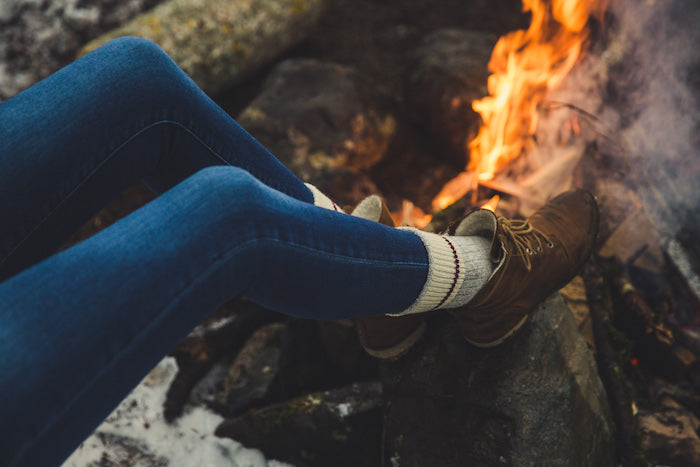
[238,58,395,204]
[381,295,615,466]
[163,299,280,422]
[214,322,287,417]
[79,0,329,96]
[216,381,384,467]
[405,28,497,165]
[0,0,164,101]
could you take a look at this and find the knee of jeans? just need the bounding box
[100,36,169,64]
[94,37,168,69]
[188,166,268,208]
[90,36,186,98]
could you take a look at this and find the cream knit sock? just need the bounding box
[305,183,342,212]
[391,228,495,315]
[304,186,495,314]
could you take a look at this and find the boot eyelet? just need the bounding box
[547,242,554,248]
[537,246,543,252]
[526,248,534,255]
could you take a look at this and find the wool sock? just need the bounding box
[304,186,496,314]
[305,183,342,212]
[392,228,496,315]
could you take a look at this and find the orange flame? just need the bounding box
[432,0,605,210]
[470,0,602,179]
[481,195,501,213]
[392,200,432,228]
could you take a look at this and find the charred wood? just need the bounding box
[583,257,645,466]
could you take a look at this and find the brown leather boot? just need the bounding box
[446,190,599,347]
[351,195,427,359]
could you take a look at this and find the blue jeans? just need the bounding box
[0,37,428,466]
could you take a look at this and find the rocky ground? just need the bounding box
[4,0,699,466]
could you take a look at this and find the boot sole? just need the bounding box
[463,314,529,348]
[362,321,427,360]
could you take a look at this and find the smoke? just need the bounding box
[544,0,700,239]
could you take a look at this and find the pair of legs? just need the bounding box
[0,37,429,466]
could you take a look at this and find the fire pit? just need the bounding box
[4,0,697,465]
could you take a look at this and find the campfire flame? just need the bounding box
[393,200,433,229]
[481,195,501,213]
[433,0,605,211]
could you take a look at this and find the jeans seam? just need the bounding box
[12,236,424,464]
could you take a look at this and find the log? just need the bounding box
[78,0,329,95]
[216,382,383,467]
[582,258,643,466]
[600,257,698,382]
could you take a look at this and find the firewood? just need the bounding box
[583,257,643,466]
[78,0,329,96]
[603,257,698,381]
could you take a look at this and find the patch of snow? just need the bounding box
[62,357,294,467]
[335,402,352,419]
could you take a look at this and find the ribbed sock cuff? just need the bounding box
[305,183,342,212]
[389,228,466,315]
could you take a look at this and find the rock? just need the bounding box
[164,299,281,422]
[237,58,396,205]
[79,0,329,96]
[381,295,615,466]
[316,319,378,382]
[216,382,383,467]
[404,29,497,166]
[0,0,164,101]
[211,317,368,419]
[638,407,700,467]
[214,322,287,417]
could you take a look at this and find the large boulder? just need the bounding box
[381,294,615,466]
[238,59,397,205]
[79,0,329,96]
[405,29,496,166]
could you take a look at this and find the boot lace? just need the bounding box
[497,217,554,271]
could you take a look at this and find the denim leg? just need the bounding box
[0,36,313,281]
[0,166,428,467]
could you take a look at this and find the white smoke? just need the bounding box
[543,0,700,238]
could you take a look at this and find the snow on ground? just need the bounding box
[62,357,292,467]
